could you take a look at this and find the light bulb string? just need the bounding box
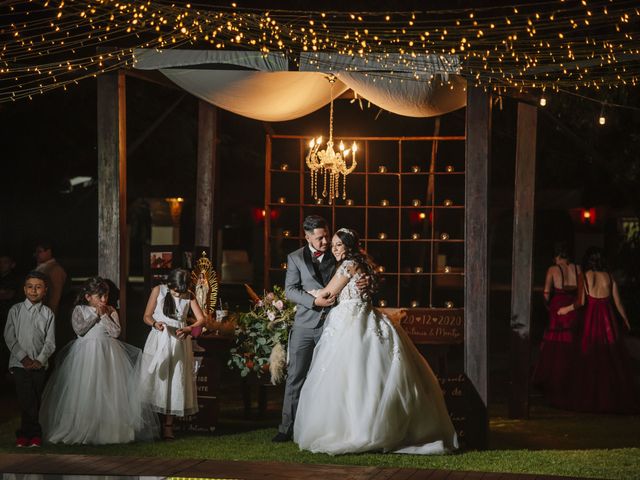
[557,88,640,112]
[2,0,640,103]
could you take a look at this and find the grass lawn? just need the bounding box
[1,404,639,479]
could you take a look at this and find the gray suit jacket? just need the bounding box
[284,246,336,329]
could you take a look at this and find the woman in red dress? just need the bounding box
[558,246,639,413]
[533,242,581,409]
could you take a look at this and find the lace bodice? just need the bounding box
[72,305,121,338]
[336,260,365,303]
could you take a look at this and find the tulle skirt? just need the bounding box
[294,300,458,455]
[40,335,159,444]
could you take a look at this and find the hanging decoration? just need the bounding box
[1,0,640,104]
[306,76,357,203]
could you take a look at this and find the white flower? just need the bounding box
[274,300,284,311]
[267,310,276,321]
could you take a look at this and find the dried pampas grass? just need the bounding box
[269,342,287,385]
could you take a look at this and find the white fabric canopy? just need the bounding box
[133,49,466,121]
[133,49,289,71]
[160,69,348,121]
[301,52,466,117]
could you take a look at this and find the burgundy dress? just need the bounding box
[533,265,579,409]
[571,275,639,413]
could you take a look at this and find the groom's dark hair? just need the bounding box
[303,215,328,233]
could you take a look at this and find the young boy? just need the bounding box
[4,271,55,447]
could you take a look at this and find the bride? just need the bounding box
[293,228,458,455]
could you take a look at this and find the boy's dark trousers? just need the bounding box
[11,367,46,438]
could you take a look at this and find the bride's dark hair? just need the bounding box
[335,228,379,294]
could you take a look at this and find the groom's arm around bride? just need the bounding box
[284,251,336,312]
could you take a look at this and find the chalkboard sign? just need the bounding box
[174,354,219,433]
[379,307,464,344]
[437,373,488,449]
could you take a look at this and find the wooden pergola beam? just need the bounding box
[195,101,218,250]
[97,70,127,334]
[464,85,491,447]
[508,102,537,418]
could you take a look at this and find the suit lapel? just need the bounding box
[302,247,323,286]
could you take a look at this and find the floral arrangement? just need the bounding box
[227,284,296,384]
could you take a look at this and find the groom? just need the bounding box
[272,215,337,442]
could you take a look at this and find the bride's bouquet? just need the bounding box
[227,284,296,384]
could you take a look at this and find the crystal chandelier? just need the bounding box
[306,76,358,204]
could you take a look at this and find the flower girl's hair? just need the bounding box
[162,268,191,318]
[75,276,109,306]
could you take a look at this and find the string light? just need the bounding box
[1,1,639,103]
[598,104,607,125]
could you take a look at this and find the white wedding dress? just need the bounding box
[40,305,158,444]
[294,260,458,455]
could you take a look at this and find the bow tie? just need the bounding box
[313,251,323,258]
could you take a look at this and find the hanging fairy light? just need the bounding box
[2,1,640,103]
[598,103,607,125]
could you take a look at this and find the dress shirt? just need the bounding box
[4,299,56,369]
[309,245,325,263]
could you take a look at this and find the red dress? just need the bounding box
[533,266,579,409]
[572,279,639,413]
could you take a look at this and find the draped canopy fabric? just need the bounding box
[133,49,466,121]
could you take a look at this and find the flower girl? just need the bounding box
[140,268,206,439]
[40,277,158,444]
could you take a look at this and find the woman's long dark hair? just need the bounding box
[582,246,608,273]
[163,268,190,318]
[553,241,570,261]
[335,228,379,294]
[75,276,109,306]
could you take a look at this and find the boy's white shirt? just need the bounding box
[3,299,55,369]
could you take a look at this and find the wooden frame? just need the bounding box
[95,65,531,448]
[264,134,466,309]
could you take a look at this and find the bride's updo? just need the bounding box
[335,228,379,294]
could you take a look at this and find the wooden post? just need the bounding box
[508,102,537,418]
[464,86,491,447]
[264,134,272,290]
[195,101,218,250]
[97,70,127,334]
